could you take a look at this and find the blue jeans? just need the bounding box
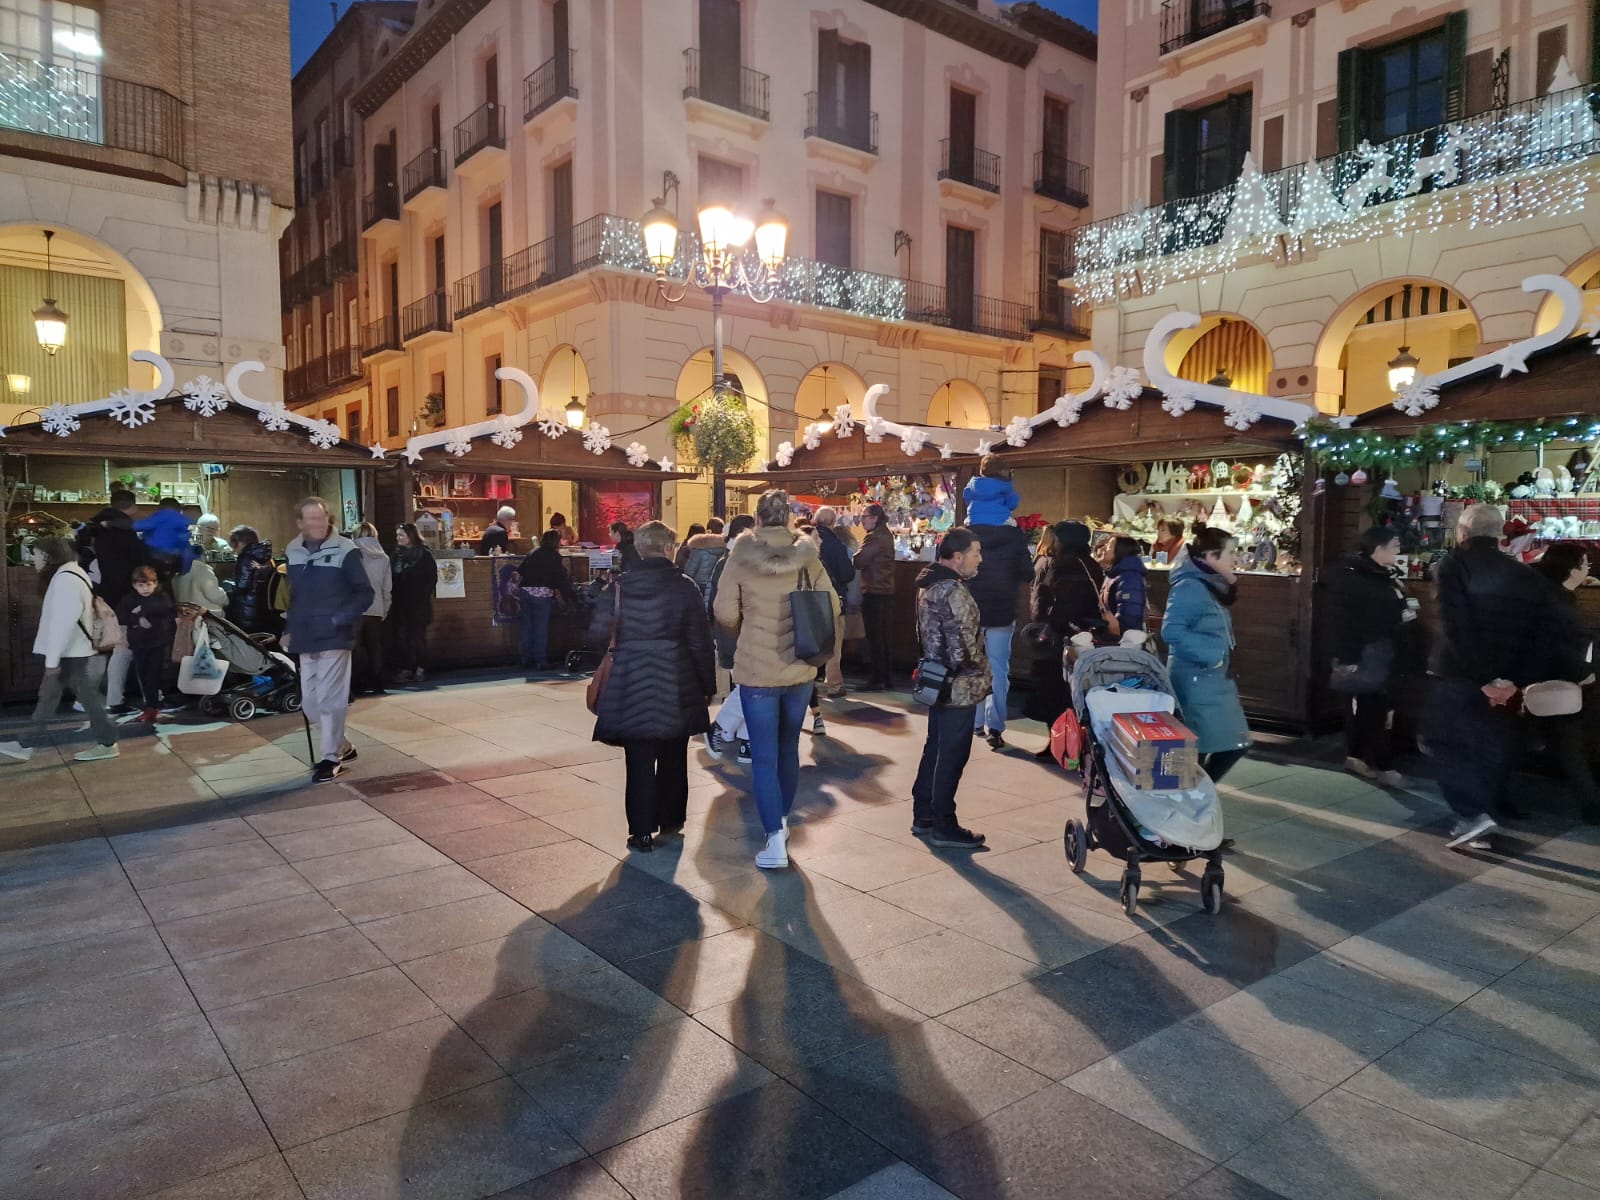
[519,593,553,667]
[740,682,811,834]
[973,625,1014,733]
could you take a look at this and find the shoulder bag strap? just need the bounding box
[609,579,622,649]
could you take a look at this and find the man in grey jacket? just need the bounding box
[283,497,374,782]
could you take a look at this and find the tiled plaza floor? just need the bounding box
[1,673,1598,1199]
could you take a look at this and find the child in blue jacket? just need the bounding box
[964,456,1021,526]
[135,498,198,574]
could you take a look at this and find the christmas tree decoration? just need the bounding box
[1287,159,1349,233]
[1303,416,1600,469]
[1350,468,1369,485]
[1219,153,1286,245]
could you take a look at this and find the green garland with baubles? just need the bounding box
[1302,416,1600,470]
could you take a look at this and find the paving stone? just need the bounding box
[555,890,745,965]
[516,1016,773,1153]
[0,882,151,955]
[1512,1173,1600,1200]
[486,1158,634,1199]
[266,816,418,862]
[398,921,609,1018]
[242,1014,502,1147]
[821,1162,958,1199]
[121,839,287,889]
[1345,1027,1600,1165]
[358,892,538,962]
[209,966,440,1069]
[1281,934,1498,1024]
[1437,977,1600,1082]
[141,1153,305,1199]
[1172,1168,1291,1200]
[0,963,198,1062]
[0,923,171,1003]
[458,968,680,1072]
[391,797,532,838]
[180,924,389,1007]
[427,817,573,862]
[0,1075,274,1199]
[0,838,130,890]
[1546,1116,1600,1191]
[159,891,348,963]
[596,1078,896,1199]
[1228,1087,1540,1200]
[243,797,382,836]
[284,1077,583,1200]
[844,928,1041,1016]
[292,840,454,890]
[470,840,666,915]
[320,862,496,923]
[139,863,316,923]
[1505,921,1600,1004]
[109,816,260,862]
[802,836,949,892]
[757,887,943,967]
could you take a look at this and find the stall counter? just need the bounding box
[421,551,596,671]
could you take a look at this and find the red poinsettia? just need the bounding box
[1016,513,1048,532]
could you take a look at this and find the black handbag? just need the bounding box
[911,659,952,706]
[789,568,836,667]
[1329,639,1394,695]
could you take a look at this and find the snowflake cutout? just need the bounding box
[831,404,856,437]
[1222,397,1263,431]
[774,441,795,468]
[443,432,474,457]
[625,441,651,467]
[489,415,524,451]
[108,388,158,429]
[863,416,888,443]
[975,438,994,456]
[1050,396,1086,427]
[656,455,675,472]
[802,423,824,451]
[1101,365,1143,411]
[1391,376,1441,419]
[535,410,568,438]
[1161,387,1198,418]
[901,428,929,456]
[940,444,954,460]
[581,421,611,455]
[39,403,81,437]
[257,402,292,432]
[308,419,342,449]
[1003,416,1033,448]
[181,375,229,417]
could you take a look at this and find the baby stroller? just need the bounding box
[1062,644,1226,916]
[185,609,300,722]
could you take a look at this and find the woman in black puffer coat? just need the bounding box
[1024,520,1104,723]
[592,521,716,852]
[226,526,278,635]
[1322,525,1411,785]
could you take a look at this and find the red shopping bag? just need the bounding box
[1049,709,1083,771]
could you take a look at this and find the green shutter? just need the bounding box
[1442,10,1468,119]
[1336,47,1365,151]
[1162,107,1191,202]
[1591,0,1600,84]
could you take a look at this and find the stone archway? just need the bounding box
[1312,278,1482,416]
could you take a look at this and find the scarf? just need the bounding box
[1192,554,1239,607]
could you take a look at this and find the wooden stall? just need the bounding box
[1,397,385,701]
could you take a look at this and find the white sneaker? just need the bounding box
[1345,757,1377,780]
[1446,813,1497,850]
[0,740,32,762]
[73,743,120,762]
[755,829,789,869]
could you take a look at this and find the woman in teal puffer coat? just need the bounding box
[1161,526,1251,784]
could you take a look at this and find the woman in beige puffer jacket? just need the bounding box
[713,491,841,868]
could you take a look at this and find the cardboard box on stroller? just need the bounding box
[1109,712,1199,791]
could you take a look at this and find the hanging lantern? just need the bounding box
[33,230,67,356]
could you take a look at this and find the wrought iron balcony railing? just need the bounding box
[904,279,1029,340]
[1034,151,1090,207]
[524,51,578,121]
[0,52,186,170]
[453,262,504,318]
[939,139,1001,193]
[1160,0,1271,56]
[361,314,401,356]
[682,49,769,122]
[327,239,358,278]
[362,185,399,229]
[402,145,445,201]
[804,92,878,155]
[402,291,451,341]
[453,102,504,166]
[1030,288,1092,338]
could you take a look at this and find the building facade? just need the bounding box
[0,0,292,424]
[285,0,1097,525]
[1086,0,1600,416]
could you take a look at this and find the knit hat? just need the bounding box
[1054,520,1091,551]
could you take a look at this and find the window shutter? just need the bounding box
[1336,47,1365,151]
[1227,91,1254,176]
[817,28,838,95]
[1162,108,1189,202]
[1442,10,1468,119]
[846,40,871,140]
[1592,0,1600,88]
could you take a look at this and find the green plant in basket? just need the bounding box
[672,389,758,474]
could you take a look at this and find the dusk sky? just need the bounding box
[289,0,1099,73]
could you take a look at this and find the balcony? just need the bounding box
[285,346,363,404]
[502,214,608,302]
[361,185,399,234]
[939,139,1001,197]
[682,49,769,132]
[453,102,504,172]
[804,92,878,167]
[1034,151,1090,208]
[304,254,330,292]
[1030,288,1092,338]
[524,51,578,122]
[401,291,451,342]
[1160,0,1270,56]
[361,314,401,358]
[402,145,446,206]
[1066,80,1600,304]
[333,134,355,172]
[0,52,187,182]
[452,262,504,319]
[327,239,358,279]
[308,157,328,194]
[903,279,1030,340]
[280,268,301,311]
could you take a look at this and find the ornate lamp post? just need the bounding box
[643,171,788,515]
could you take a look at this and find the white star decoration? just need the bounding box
[976,438,993,456]
[940,443,954,460]
[1493,344,1531,377]
[368,442,387,460]
[403,444,425,464]
[656,455,675,472]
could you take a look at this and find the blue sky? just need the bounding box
[290,0,1098,74]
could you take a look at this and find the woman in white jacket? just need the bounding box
[0,537,119,763]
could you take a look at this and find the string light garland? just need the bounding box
[1302,416,1600,469]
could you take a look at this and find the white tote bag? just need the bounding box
[177,615,230,695]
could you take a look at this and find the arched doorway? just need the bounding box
[1533,249,1600,335]
[539,345,592,418]
[674,346,772,467]
[1166,314,1271,394]
[1314,279,1481,416]
[794,362,867,434]
[923,379,990,429]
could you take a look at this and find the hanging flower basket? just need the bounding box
[671,390,758,474]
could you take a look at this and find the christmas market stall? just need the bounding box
[376,367,697,670]
[1,354,384,701]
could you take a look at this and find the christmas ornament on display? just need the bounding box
[1350,468,1369,485]
[1236,496,1254,528]
[1208,496,1230,528]
[1334,471,1351,486]
[180,375,229,417]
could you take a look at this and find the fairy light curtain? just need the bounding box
[1176,321,1271,395]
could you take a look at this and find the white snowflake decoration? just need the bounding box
[489,415,523,450]
[1391,376,1441,419]
[442,431,473,457]
[1160,387,1198,418]
[1003,416,1033,448]
[863,416,888,443]
[1222,397,1263,431]
[625,441,651,467]
[901,428,929,456]
[39,403,81,437]
[656,455,675,472]
[108,388,157,429]
[581,421,611,455]
[1050,396,1086,427]
[535,410,568,438]
[1101,365,1144,411]
[180,375,229,417]
[257,402,292,432]
[940,443,954,460]
[774,441,795,468]
[802,423,824,451]
[831,404,856,437]
[309,419,342,449]
[975,438,994,456]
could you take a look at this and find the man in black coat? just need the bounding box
[1426,503,1572,851]
[78,488,144,710]
[813,506,856,696]
[964,518,1036,748]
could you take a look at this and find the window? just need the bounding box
[698,155,743,206]
[1037,228,1073,325]
[1338,13,1466,151]
[945,225,976,331]
[816,28,871,147]
[346,405,361,443]
[1163,91,1251,201]
[815,190,851,269]
[1042,95,1069,161]
[485,354,503,415]
[0,2,101,71]
[385,385,400,437]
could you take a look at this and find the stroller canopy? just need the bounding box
[1071,645,1173,716]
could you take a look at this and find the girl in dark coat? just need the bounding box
[592,521,716,852]
[390,523,438,682]
[1531,544,1598,823]
[1101,537,1148,638]
[1024,521,1104,723]
[226,526,278,635]
[1322,526,1411,785]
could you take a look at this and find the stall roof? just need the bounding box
[724,430,979,485]
[408,424,697,482]
[0,395,384,468]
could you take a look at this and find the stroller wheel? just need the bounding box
[1201,870,1224,915]
[228,696,258,722]
[279,690,302,713]
[1064,819,1088,874]
[1120,870,1140,917]
[198,694,225,717]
